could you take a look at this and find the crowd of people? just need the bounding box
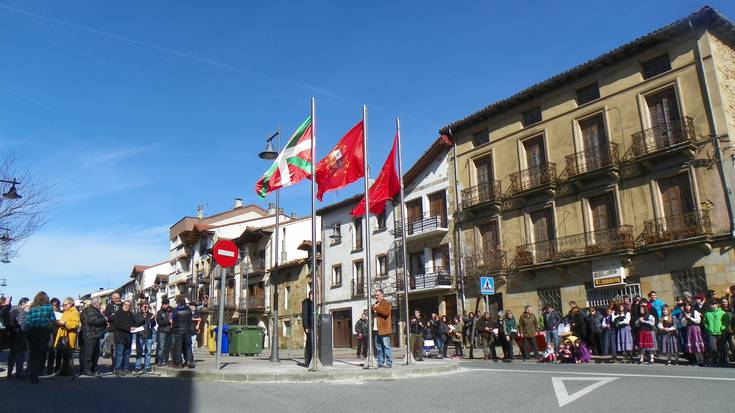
[0,291,202,383]
[407,287,735,367]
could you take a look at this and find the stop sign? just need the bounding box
[212,239,238,268]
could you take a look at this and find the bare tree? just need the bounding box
[0,153,49,259]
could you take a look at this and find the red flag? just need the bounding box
[351,133,400,216]
[315,120,365,201]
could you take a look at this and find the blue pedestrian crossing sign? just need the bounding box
[480,276,495,295]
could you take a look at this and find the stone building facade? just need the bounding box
[443,6,735,317]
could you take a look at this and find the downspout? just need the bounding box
[690,20,735,238]
[448,128,467,315]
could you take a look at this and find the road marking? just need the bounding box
[468,367,735,381]
[552,377,618,407]
[216,249,235,257]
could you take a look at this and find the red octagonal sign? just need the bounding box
[212,239,238,268]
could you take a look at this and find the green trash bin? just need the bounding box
[228,325,264,356]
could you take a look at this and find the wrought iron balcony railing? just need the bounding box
[631,117,695,157]
[514,226,634,266]
[463,247,508,277]
[394,212,448,237]
[565,143,619,177]
[238,295,266,310]
[639,210,712,246]
[509,162,556,194]
[352,279,365,297]
[396,267,452,291]
[461,180,502,209]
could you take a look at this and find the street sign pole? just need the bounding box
[212,239,238,371]
[215,265,226,370]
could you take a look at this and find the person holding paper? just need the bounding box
[133,302,156,373]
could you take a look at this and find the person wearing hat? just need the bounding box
[155,298,173,366]
[6,297,29,379]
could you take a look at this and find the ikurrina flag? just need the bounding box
[315,120,365,201]
[255,116,313,198]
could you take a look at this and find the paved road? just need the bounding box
[3,360,734,413]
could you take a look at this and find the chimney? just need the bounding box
[196,205,204,219]
[290,212,297,218]
[234,198,243,209]
[267,203,276,214]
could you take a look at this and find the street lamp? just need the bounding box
[0,278,6,287]
[1,254,10,264]
[258,132,279,161]
[0,179,21,200]
[259,128,281,363]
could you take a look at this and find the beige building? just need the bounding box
[443,6,735,317]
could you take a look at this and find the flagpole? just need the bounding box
[396,117,414,365]
[363,105,377,370]
[308,97,321,372]
[270,125,281,363]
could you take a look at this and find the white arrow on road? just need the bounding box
[552,376,619,407]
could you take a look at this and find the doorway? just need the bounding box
[332,309,352,348]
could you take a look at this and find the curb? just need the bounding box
[152,362,460,382]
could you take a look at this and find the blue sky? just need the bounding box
[1,1,733,300]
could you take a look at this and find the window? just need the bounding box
[579,114,607,149]
[523,136,546,168]
[646,87,680,130]
[671,267,708,299]
[585,283,641,309]
[473,130,489,146]
[376,255,387,278]
[479,221,500,251]
[588,193,617,231]
[375,212,387,231]
[283,320,292,337]
[428,191,447,225]
[284,286,290,310]
[658,174,694,218]
[330,223,342,245]
[537,287,561,312]
[522,107,542,127]
[354,260,364,285]
[332,265,343,287]
[576,83,600,105]
[353,218,363,250]
[474,155,493,185]
[409,251,425,275]
[641,54,671,79]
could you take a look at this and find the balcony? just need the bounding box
[352,279,365,298]
[631,117,696,168]
[514,226,634,268]
[509,162,557,198]
[394,212,448,241]
[463,248,508,278]
[242,258,266,274]
[638,210,712,250]
[565,143,620,185]
[396,267,452,292]
[169,245,192,261]
[461,180,502,211]
[238,295,266,312]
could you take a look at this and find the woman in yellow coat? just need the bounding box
[55,297,80,376]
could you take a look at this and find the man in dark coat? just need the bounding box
[80,297,108,375]
[155,299,172,366]
[171,297,193,368]
[110,300,134,374]
[301,291,314,367]
[355,310,368,358]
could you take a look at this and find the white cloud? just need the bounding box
[1,226,169,300]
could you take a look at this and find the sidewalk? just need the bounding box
[153,346,459,382]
